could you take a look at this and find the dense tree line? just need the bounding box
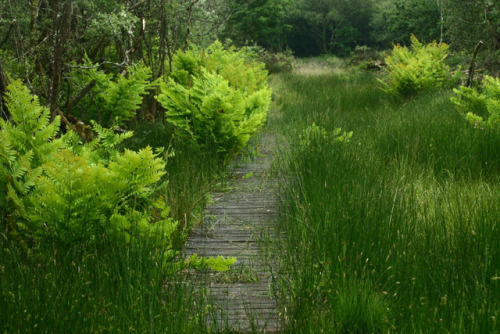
[0,0,499,124]
[225,0,500,57]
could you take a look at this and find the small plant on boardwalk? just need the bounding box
[451,75,500,129]
[379,35,462,97]
[156,42,271,153]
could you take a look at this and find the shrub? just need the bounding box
[1,80,174,248]
[156,42,271,153]
[1,80,236,272]
[379,35,462,97]
[451,75,500,128]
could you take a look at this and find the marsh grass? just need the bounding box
[273,69,500,332]
[0,238,210,333]
[127,120,233,246]
[0,119,233,333]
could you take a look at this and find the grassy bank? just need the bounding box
[273,69,500,332]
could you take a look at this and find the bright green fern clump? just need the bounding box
[299,123,353,148]
[23,147,171,245]
[451,75,500,129]
[380,35,462,97]
[0,80,66,219]
[156,42,271,153]
[1,80,235,274]
[1,80,174,248]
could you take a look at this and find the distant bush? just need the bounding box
[379,35,462,97]
[349,46,385,71]
[156,42,271,153]
[257,49,294,74]
[451,75,500,128]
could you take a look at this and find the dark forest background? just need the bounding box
[1,0,499,121]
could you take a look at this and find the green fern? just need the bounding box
[379,35,462,97]
[1,80,177,249]
[100,64,157,126]
[1,80,64,166]
[157,43,271,153]
[23,146,171,246]
[451,75,500,129]
[0,80,65,219]
[69,63,157,127]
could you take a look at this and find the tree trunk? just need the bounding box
[0,60,11,120]
[48,0,73,120]
[466,41,483,88]
[184,0,201,50]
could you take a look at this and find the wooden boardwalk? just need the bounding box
[183,134,280,332]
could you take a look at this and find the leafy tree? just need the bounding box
[444,0,500,51]
[371,0,441,47]
[289,0,339,54]
[220,0,291,50]
[284,0,375,56]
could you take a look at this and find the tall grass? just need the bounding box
[128,121,232,246]
[0,238,207,333]
[0,119,232,333]
[273,69,500,332]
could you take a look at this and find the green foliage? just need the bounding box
[71,63,157,127]
[371,0,441,46]
[0,80,65,219]
[285,0,376,56]
[1,80,64,166]
[444,0,500,53]
[221,0,290,50]
[451,76,500,129]
[380,35,461,97]
[0,80,174,249]
[201,42,269,94]
[22,147,172,246]
[157,42,271,153]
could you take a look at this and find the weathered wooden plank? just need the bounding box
[182,134,280,332]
